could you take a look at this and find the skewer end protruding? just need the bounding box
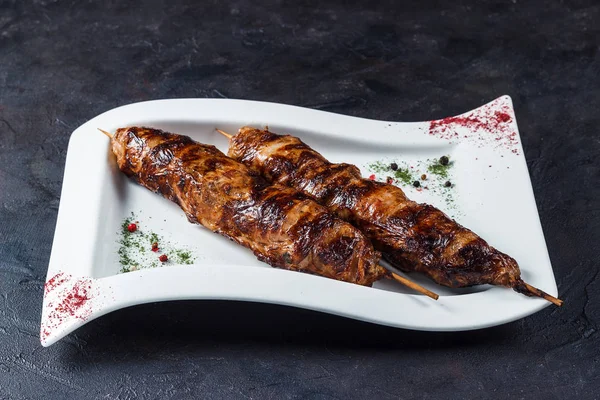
[522,281,563,306]
[391,272,439,300]
[517,280,563,306]
[98,128,113,139]
[216,129,232,139]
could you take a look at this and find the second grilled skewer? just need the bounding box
[218,127,561,306]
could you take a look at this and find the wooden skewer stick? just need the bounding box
[216,128,232,139]
[98,128,113,139]
[391,272,439,300]
[523,282,563,306]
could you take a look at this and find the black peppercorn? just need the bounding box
[413,181,420,187]
[439,156,449,166]
[390,162,398,171]
[444,181,452,187]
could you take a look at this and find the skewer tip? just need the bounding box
[522,282,563,306]
[98,128,113,139]
[216,129,233,139]
[391,272,439,300]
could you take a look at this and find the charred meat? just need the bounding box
[226,126,560,304]
[110,127,386,286]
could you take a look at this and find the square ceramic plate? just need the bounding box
[41,96,558,346]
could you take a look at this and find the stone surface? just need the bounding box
[0,0,598,398]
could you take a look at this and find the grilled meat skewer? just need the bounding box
[222,127,561,306]
[107,126,387,287]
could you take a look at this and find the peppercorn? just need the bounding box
[151,242,159,252]
[413,181,420,188]
[390,162,398,171]
[439,156,449,166]
[127,223,137,233]
[444,181,452,187]
[421,174,427,180]
[159,254,168,262]
[386,176,394,184]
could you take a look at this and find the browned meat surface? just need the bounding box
[111,127,386,286]
[227,127,556,301]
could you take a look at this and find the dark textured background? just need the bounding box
[0,0,598,399]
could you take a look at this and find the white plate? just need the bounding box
[40,96,558,346]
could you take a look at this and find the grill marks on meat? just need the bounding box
[228,127,530,293]
[111,127,386,286]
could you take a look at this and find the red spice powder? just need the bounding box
[54,279,93,317]
[44,272,68,295]
[41,277,95,342]
[496,112,511,123]
[428,99,519,154]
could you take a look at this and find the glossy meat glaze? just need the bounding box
[111,127,386,285]
[228,127,534,294]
